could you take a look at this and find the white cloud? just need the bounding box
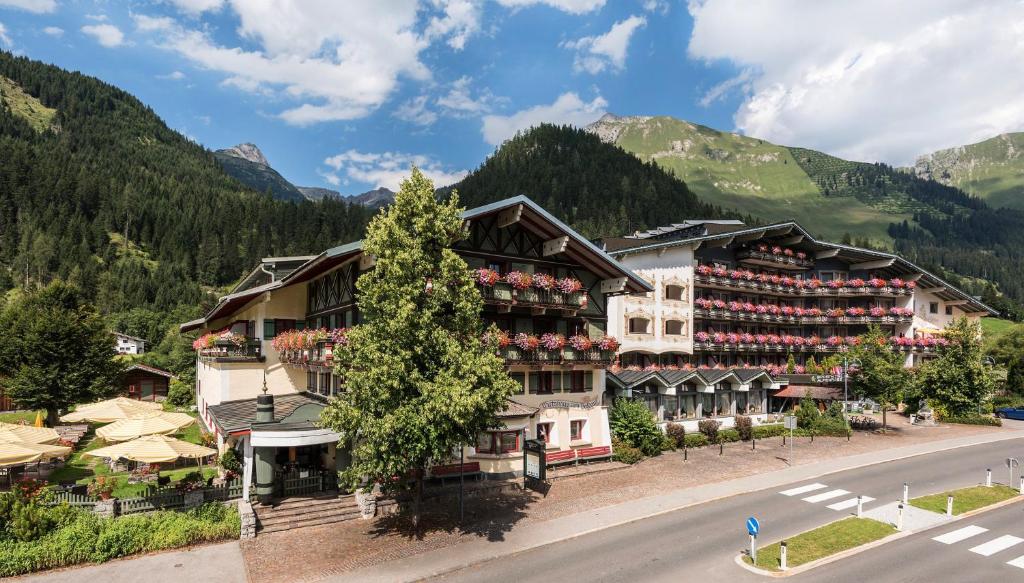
[437,76,495,116]
[699,67,753,107]
[394,95,438,126]
[167,0,224,15]
[322,149,467,191]
[158,70,187,80]
[42,26,63,37]
[641,0,669,14]
[135,2,441,126]
[562,15,646,74]
[81,24,124,48]
[426,0,482,50]
[481,91,607,145]
[0,0,56,14]
[0,22,10,46]
[85,14,108,21]
[687,0,1024,164]
[496,0,605,14]
[133,14,175,32]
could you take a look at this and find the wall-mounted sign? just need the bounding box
[539,398,601,410]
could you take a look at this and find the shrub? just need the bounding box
[753,424,786,439]
[944,414,1002,426]
[659,432,676,452]
[698,419,720,442]
[665,422,686,448]
[683,433,709,448]
[735,415,753,440]
[165,379,194,408]
[812,415,851,436]
[795,396,820,429]
[718,428,740,442]
[825,401,845,419]
[849,416,880,430]
[218,448,241,474]
[610,399,663,456]
[611,437,644,464]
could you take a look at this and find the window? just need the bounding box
[628,317,650,334]
[476,430,522,454]
[306,371,316,393]
[716,391,732,417]
[568,371,586,393]
[701,393,715,417]
[537,423,553,443]
[945,305,953,316]
[680,394,697,419]
[264,319,276,340]
[736,392,748,414]
[749,391,763,413]
[665,320,684,336]
[570,420,586,441]
[665,284,685,301]
[662,394,679,421]
[319,372,331,396]
[929,302,939,314]
[530,372,556,394]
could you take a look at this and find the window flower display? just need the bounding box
[868,277,887,288]
[597,335,620,351]
[696,265,713,276]
[869,306,887,317]
[740,333,755,344]
[807,336,821,346]
[826,308,845,318]
[713,332,727,344]
[540,332,566,350]
[475,268,500,287]
[484,329,511,348]
[726,332,740,344]
[728,301,743,312]
[514,333,540,351]
[827,335,844,346]
[771,245,783,255]
[569,335,593,351]
[806,278,821,289]
[695,331,711,342]
[796,251,807,260]
[532,273,556,290]
[848,278,866,288]
[556,277,583,294]
[712,266,728,277]
[504,271,533,290]
[783,248,795,257]
[889,278,905,288]
[712,299,727,310]
[805,307,822,317]
[846,307,866,316]
[755,334,768,344]
[768,334,781,345]
[906,280,917,289]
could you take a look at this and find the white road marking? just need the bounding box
[827,496,875,511]
[1007,555,1024,569]
[933,525,989,544]
[802,489,851,503]
[969,535,1024,556]
[779,483,827,496]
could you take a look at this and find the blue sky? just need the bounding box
[1,1,1023,196]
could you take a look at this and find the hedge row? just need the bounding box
[944,414,1002,427]
[0,503,239,577]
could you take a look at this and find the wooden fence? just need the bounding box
[49,479,243,516]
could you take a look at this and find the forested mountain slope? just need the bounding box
[912,132,1024,210]
[0,51,373,316]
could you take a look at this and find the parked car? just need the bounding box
[995,407,1024,420]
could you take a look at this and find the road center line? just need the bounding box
[969,535,1024,556]
[802,489,850,503]
[933,525,989,544]
[779,483,828,496]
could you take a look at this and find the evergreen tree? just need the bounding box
[850,325,912,432]
[321,168,517,529]
[0,281,124,425]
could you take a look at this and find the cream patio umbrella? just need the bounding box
[95,412,195,442]
[83,434,216,465]
[60,397,162,423]
[0,422,61,445]
[0,439,71,468]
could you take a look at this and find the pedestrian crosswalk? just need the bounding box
[778,482,872,514]
[932,525,1024,569]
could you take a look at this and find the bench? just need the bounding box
[575,446,612,464]
[430,462,482,484]
[545,449,577,467]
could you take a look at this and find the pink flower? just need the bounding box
[740,333,755,344]
[771,245,783,255]
[713,332,727,344]
[869,306,886,317]
[743,270,756,281]
[743,302,756,313]
[540,332,565,350]
[697,265,713,276]
[768,334,782,344]
[755,334,768,344]
[807,278,821,289]
[827,335,843,346]
[712,266,728,277]
[845,336,861,346]
[826,308,845,318]
[781,306,795,316]
[793,336,806,346]
[475,268,500,287]
[796,251,807,260]
[726,332,740,344]
[713,299,727,310]
[729,269,743,280]
[755,304,769,314]
[514,333,539,351]
[598,335,620,351]
[906,280,917,289]
[728,301,743,312]
[806,308,822,317]
[770,274,782,285]
[505,271,533,290]
[889,278,905,288]
[695,331,710,342]
[781,276,795,287]
[757,243,769,252]
[783,248,794,257]
[807,336,820,346]
[868,277,887,288]
[532,273,556,290]
[769,305,782,315]
[847,307,865,316]
[757,273,772,283]
[569,335,593,351]
[827,279,844,289]
[794,365,806,374]
[556,277,582,294]
[848,278,866,288]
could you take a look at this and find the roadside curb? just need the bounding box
[733,491,1024,577]
[325,429,1024,582]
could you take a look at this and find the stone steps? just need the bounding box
[254,493,362,533]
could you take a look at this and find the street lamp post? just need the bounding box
[981,356,996,415]
[843,356,861,422]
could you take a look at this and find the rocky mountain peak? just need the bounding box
[218,143,270,167]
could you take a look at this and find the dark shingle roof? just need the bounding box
[497,399,539,418]
[207,392,325,434]
[608,367,778,390]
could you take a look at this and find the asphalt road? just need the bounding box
[432,437,1024,583]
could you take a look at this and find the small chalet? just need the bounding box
[121,364,177,402]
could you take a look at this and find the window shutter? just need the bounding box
[263,319,276,340]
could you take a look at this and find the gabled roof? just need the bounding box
[497,399,539,418]
[114,332,146,343]
[181,195,653,333]
[607,220,995,315]
[608,368,778,390]
[207,392,324,434]
[124,363,177,379]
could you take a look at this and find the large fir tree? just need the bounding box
[322,168,517,528]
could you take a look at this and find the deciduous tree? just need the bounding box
[850,325,912,432]
[321,168,516,530]
[916,317,995,416]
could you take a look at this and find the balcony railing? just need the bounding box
[692,308,913,325]
[694,274,914,297]
[278,341,335,368]
[198,338,263,362]
[498,345,615,366]
[477,282,586,312]
[692,340,941,354]
[736,249,815,270]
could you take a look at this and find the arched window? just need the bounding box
[664,320,685,336]
[665,284,685,301]
[628,317,650,334]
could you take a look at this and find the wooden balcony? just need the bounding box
[736,249,814,270]
[278,341,335,369]
[498,345,614,366]
[692,308,913,325]
[477,282,585,315]
[694,274,914,298]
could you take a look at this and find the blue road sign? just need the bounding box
[747,517,760,536]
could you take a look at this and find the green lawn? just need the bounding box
[744,518,896,571]
[0,410,44,424]
[910,485,1019,515]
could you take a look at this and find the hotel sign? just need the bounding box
[539,398,601,410]
[523,439,546,489]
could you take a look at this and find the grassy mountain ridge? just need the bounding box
[912,132,1024,210]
